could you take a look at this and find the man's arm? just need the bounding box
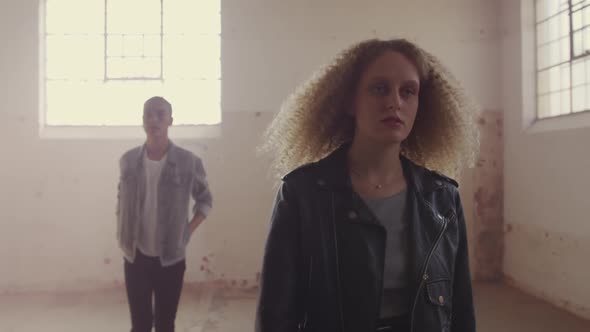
[116,156,124,218]
[188,211,206,234]
[189,156,212,234]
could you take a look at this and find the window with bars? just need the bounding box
[535,0,590,118]
[105,0,163,80]
[42,0,221,126]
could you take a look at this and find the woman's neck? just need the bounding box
[347,138,403,180]
[347,138,406,198]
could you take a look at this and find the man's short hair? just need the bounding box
[144,96,172,114]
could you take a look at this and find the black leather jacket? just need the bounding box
[255,145,476,332]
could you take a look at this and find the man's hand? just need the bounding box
[188,212,206,235]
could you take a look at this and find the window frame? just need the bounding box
[522,0,590,132]
[38,0,222,139]
[103,0,164,81]
[533,0,590,121]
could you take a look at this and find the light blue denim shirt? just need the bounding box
[116,142,212,266]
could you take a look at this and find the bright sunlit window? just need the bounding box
[41,0,221,126]
[535,0,590,118]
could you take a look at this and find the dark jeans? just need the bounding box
[124,250,186,332]
[376,314,411,332]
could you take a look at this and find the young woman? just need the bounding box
[256,39,479,332]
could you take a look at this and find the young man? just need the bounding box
[116,96,212,332]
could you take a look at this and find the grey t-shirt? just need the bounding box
[362,190,411,318]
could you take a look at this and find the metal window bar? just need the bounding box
[570,0,590,113]
[535,0,590,117]
[572,25,590,34]
[160,0,164,81]
[537,59,574,72]
[103,0,164,81]
[571,1,589,11]
[536,7,570,24]
[538,83,589,96]
[570,0,590,59]
[568,0,574,113]
[537,37,569,48]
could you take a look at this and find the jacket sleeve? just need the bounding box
[451,191,477,332]
[255,181,303,332]
[191,156,213,218]
[116,156,124,218]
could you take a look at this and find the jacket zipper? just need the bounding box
[410,216,448,332]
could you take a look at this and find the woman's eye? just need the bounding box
[401,87,417,97]
[370,83,388,95]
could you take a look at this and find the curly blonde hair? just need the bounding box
[261,38,479,180]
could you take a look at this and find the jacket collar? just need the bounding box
[316,144,455,293]
[313,143,448,195]
[134,140,180,170]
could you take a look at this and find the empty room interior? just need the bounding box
[1,0,589,331]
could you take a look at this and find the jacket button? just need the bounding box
[438,295,444,304]
[348,211,357,219]
[317,179,326,186]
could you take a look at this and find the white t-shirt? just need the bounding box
[137,151,167,257]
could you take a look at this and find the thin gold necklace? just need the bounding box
[349,168,395,190]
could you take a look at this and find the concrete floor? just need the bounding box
[0,282,588,332]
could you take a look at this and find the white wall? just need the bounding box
[0,0,501,293]
[501,0,590,320]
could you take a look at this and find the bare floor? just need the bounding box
[1,282,588,332]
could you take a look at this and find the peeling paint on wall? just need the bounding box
[473,110,504,281]
[503,222,590,320]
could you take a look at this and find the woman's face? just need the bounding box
[351,50,420,145]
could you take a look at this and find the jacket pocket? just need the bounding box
[176,219,191,249]
[425,279,452,330]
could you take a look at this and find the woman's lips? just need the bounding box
[381,116,404,128]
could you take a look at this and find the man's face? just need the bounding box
[143,100,173,139]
